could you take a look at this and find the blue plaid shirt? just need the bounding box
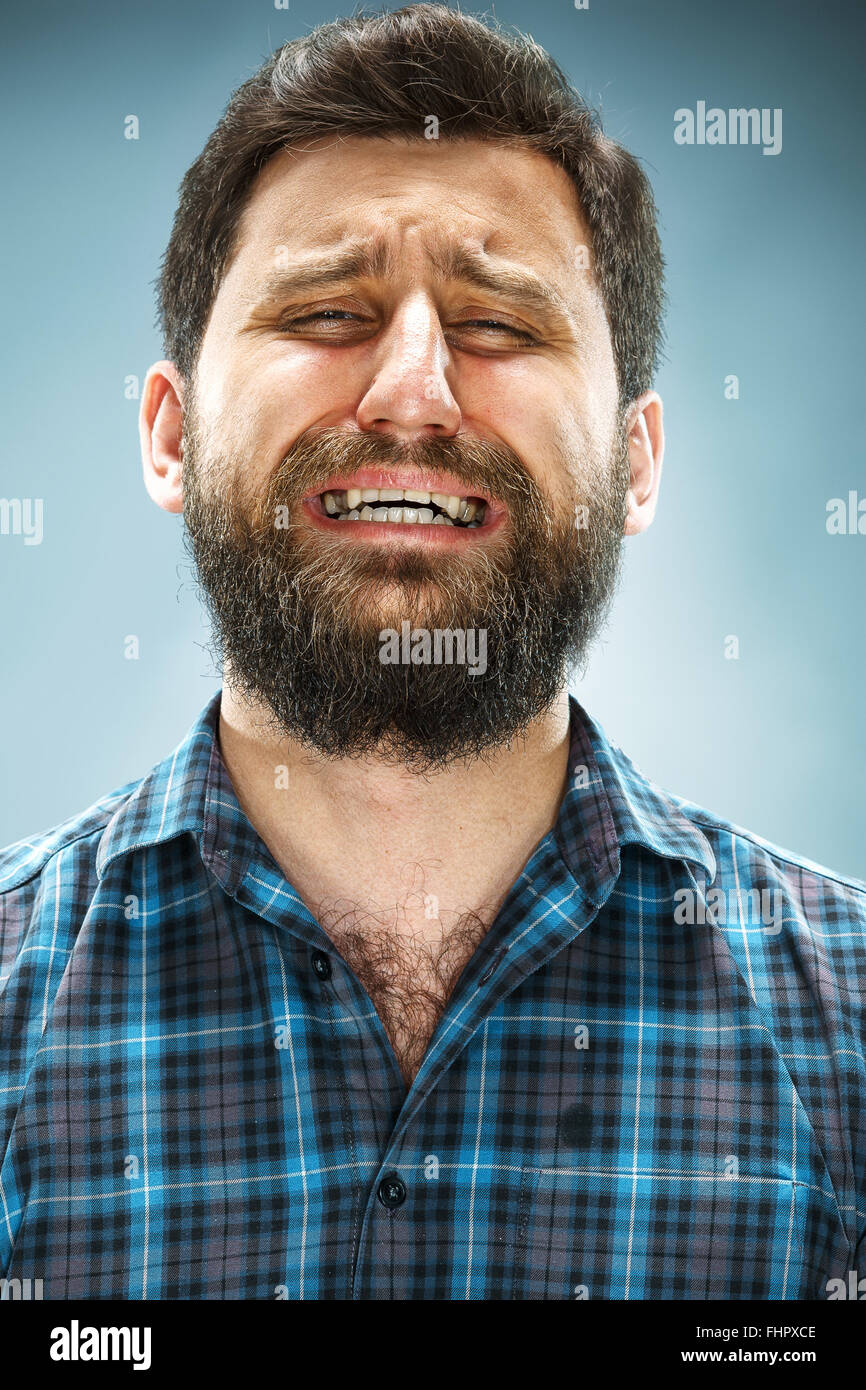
[2,689,865,1300]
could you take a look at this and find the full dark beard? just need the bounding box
[180,405,630,771]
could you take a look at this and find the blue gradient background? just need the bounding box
[1,0,863,876]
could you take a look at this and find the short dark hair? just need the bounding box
[157,2,665,410]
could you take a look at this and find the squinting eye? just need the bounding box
[455,320,538,346]
[279,310,361,328]
[277,311,538,346]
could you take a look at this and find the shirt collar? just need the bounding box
[96,691,226,882]
[558,695,717,903]
[96,688,716,895]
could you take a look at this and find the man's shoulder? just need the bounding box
[668,786,866,903]
[651,781,866,974]
[0,776,144,900]
[593,718,866,914]
[0,694,221,913]
[578,704,866,927]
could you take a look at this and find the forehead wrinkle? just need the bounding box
[428,241,578,329]
[244,229,579,330]
[243,238,393,306]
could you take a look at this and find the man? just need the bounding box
[1,3,864,1301]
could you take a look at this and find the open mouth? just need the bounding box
[320,486,487,528]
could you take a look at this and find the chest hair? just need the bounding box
[318,903,495,1088]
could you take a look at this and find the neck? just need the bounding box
[217,676,573,938]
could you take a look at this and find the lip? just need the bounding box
[303,466,498,508]
[300,466,508,543]
[302,498,506,545]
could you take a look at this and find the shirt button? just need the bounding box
[311,950,332,981]
[377,1173,407,1209]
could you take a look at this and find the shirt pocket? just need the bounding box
[507,1160,847,1300]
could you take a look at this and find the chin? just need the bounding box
[348,577,454,628]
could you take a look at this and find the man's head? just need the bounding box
[141,3,665,769]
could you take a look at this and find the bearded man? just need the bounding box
[2,3,864,1301]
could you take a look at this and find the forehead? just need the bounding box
[224,135,596,300]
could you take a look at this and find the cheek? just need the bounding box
[262,345,358,414]
[538,417,618,527]
[202,336,357,439]
[461,360,604,503]
[463,357,537,429]
[515,408,586,511]
[460,363,556,487]
[203,358,342,488]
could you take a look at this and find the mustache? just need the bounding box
[257,426,547,518]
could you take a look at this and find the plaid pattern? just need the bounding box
[1,689,865,1300]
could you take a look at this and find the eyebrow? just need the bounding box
[249,240,578,331]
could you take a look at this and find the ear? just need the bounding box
[140,361,186,514]
[623,391,664,536]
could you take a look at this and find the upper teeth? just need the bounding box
[322,487,484,526]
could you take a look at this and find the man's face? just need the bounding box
[180,135,630,768]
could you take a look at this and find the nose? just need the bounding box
[355,290,462,440]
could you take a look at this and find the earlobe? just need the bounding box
[140,361,186,514]
[623,391,664,536]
